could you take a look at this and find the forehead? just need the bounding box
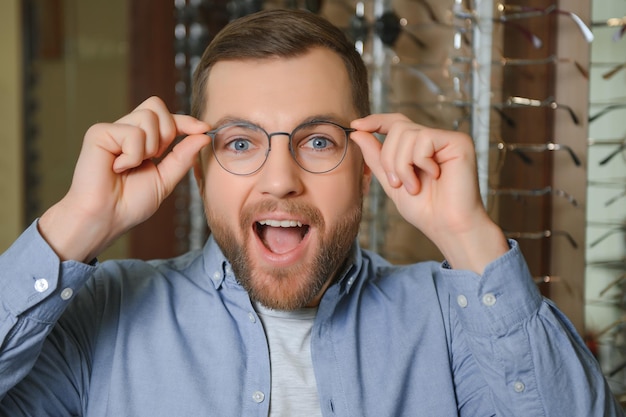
[204,48,357,128]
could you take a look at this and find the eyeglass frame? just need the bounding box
[205,120,356,176]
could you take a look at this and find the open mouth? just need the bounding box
[254,219,310,255]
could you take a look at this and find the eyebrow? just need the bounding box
[210,113,351,130]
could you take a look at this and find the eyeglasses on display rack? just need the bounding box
[591,15,626,41]
[505,229,579,249]
[491,141,582,167]
[589,103,626,124]
[488,186,580,207]
[452,54,589,79]
[588,222,626,249]
[588,137,626,166]
[494,3,594,42]
[494,96,580,126]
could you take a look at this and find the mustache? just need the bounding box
[240,199,324,230]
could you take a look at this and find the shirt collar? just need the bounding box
[201,236,230,290]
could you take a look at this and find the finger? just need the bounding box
[116,108,162,159]
[387,130,421,194]
[349,130,399,194]
[353,114,425,190]
[351,113,421,135]
[81,123,146,173]
[121,97,209,157]
[104,116,208,174]
[172,114,211,136]
[392,129,441,194]
[156,133,211,196]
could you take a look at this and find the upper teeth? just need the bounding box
[258,219,303,227]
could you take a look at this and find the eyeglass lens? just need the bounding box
[209,122,350,175]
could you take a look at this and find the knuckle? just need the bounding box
[161,118,177,140]
[84,123,111,143]
[141,95,166,110]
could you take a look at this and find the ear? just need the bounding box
[361,159,373,196]
[192,155,205,196]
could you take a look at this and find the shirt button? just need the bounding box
[482,293,497,307]
[513,381,525,393]
[34,278,49,293]
[457,294,468,308]
[248,312,257,323]
[252,390,265,403]
[60,288,74,301]
[212,271,221,281]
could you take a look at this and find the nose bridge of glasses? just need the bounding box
[267,130,301,160]
[267,131,292,141]
[264,131,297,162]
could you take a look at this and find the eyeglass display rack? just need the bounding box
[585,0,626,403]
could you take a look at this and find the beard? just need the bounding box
[206,197,362,310]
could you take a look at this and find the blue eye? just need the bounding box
[309,137,330,149]
[228,138,251,152]
[302,135,335,151]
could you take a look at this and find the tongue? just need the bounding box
[262,227,303,254]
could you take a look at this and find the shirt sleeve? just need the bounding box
[0,220,95,400]
[438,240,624,416]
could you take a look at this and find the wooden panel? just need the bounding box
[127,0,178,260]
[0,0,24,251]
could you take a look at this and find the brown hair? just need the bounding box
[191,9,370,119]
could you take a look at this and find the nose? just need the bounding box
[256,135,304,198]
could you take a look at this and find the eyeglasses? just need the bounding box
[489,186,580,207]
[598,61,626,80]
[452,54,589,80]
[206,120,354,176]
[588,221,626,248]
[491,141,582,167]
[495,3,594,43]
[589,103,626,124]
[588,137,626,166]
[591,15,626,41]
[504,229,579,249]
[494,96,580,126]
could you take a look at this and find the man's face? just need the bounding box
[196,47,370,310]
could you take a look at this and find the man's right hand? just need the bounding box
[38,97,211,263]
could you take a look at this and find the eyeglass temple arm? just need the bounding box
[602,62,626,80]
[599,142,626,166]
[604,189,626,207]
[589,104,626,124]
[498,4,594,42]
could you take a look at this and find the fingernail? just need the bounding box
[386,171,399,186]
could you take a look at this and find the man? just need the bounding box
[0,9,621,417]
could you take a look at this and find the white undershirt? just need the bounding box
[254,302,323,417]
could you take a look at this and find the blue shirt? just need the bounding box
[0,221,622,416]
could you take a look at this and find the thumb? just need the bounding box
[349,130,394,192]
[156,133,211,196]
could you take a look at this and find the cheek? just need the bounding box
[203,172,247,227]
[314,172,364,222]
